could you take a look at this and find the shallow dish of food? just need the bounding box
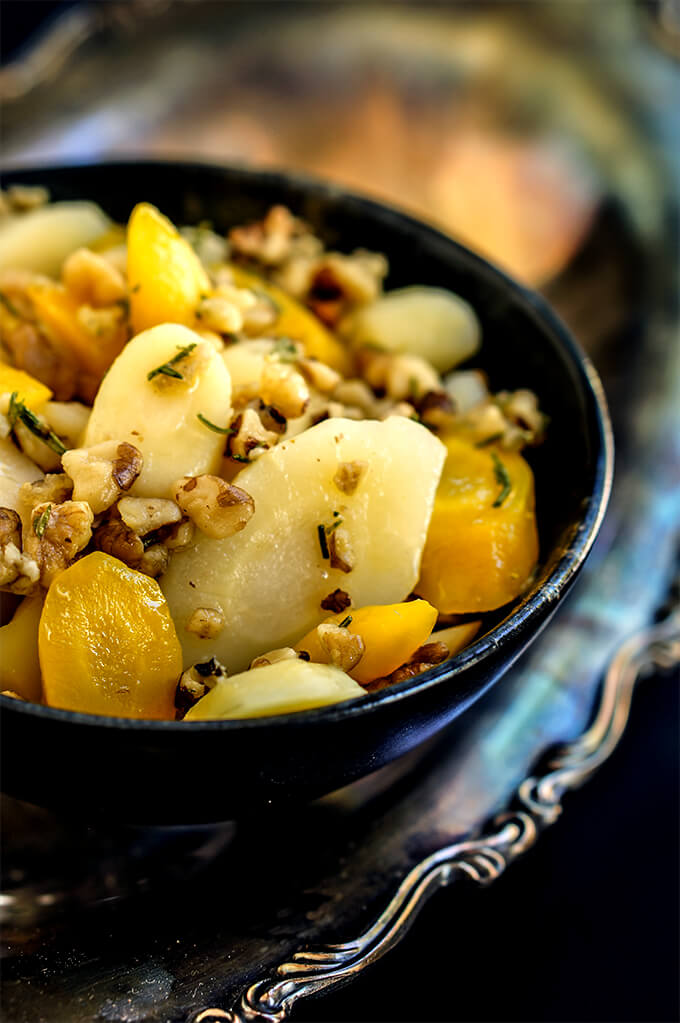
[0,162,612,822]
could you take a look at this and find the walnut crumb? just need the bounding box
[320,588,351,613]
[333,460,367,495]
[186,606,225,639]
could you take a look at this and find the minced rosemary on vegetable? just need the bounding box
[33,504,52,538]
[147,342,197,381]
[338,615,353,629]
[317,523,330,559]
[491,452,512,507]
[8,392,67,455]
[271,337,298,362]
[196,413,235,435]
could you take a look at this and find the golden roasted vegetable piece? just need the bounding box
[295,599,437,684]
[127,203,211,335]
[229,264,352,374]
[0,364,51,410]
[39,551,182,719]
[0,592,44,702]
[417,435,538,613]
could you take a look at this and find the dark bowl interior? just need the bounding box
[0,161,612,823]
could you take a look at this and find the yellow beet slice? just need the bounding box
[229,264,352,375]
[294,599,437,684]
[39,551,182,719]
[27,281,127,378]
[127,203,211,335]
[417,435,538,613]
[0,364,51,410]
[0,593,44,702]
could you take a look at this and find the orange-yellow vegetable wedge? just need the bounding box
[229,264,352,375]
[39,552,182,719]
[127,202,211,335]
[0,363,51,410]
[295,599,437,685]
[417,435,538,613]
[0,592,44,702]
[27,281,127,378]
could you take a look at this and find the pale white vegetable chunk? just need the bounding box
[0,202,111,276]
[346,285,481,373]
[84,324,232,498]
[42,401,91,450]
[221,339,274,393]
[185,659,364,720]
[161,416,446,672]
[0,437,43,510]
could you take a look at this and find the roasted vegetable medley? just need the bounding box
[0,186,547,720]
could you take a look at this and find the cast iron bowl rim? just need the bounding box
[0,158,613,733]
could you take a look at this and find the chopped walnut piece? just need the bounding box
[196,295,244,335]
[316,622,364,673]
[62,440,142,515]
[186,606,225,639]
[257,402,287,435]
[138,543,169,578]
[175,657,227,716]
[117,497,181,536]
[260,360,310,420]
[24,500,93,587]
[363,660,438,693]
[250,647,298,669]
[229,204,311,266]
[94,519,144,568]
[496,389,548,447]
[417,391,456,430]
[333,460,367,496]
[18,474,73,530]
[410,642,450,665]
[0,542,40,595]
[328,526,354,574]
[297,358,341,394]
[164,518,195,550]
[173,475,255,540]
[228,407,281,461]
[320,588,352,613]
[0,508,21,547]
[62,248,127,307]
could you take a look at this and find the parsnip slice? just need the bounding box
[346,286,480,372]
[84,324,232,497]
[161,416,446,672]
[0,202,111,276]
[0,437,43,510]
[184,659,364,720]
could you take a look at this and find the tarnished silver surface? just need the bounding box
[191,609,679,1023]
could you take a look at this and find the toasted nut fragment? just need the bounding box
[0,690,25,700]
[117,497,182,535]
[175,657,227,715]
[62,440,142,515]
[228,407,281,461]
[328,526,354,574]
[257,402,287,435]
[359,350,440,401]
[186,606,225,639]
[260,360,310,420]
[417,391,456,430]
[229,204,308,266]
[197,295,244,335]
[62,248,127,307]
[24,500,93,587]
[250,647,298,669]
[138,543,169,578]
[18,474,73,528]
[94,519,144,567]
[363,660,436,693]
[320,587,352,613]
[496,389,548,447]
[173,475,255,539]
[163,518,195,550]
[333,460,367,496]
[0,508,21,547]
[410,641,450,665]
[0,542,40,594]
[297,358,341,394]
[462,401,508,446]
[382,401,418,421]
[316,622,364,672]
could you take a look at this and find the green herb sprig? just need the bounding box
[8,392,67,455]
[338,615,353,629]
[147,342,197,381]
[271,337,299,362]
[33,504,52,539]
[196,413,235,435]
[491,452,512,508]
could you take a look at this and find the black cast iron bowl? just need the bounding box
[0,161,613,824]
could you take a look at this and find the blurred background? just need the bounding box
[1,2,678,1021]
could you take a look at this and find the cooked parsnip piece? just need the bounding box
[184,658,364,720]
[346,286,480,373]
[84,324,232,497]
[221,339,274,395]
[161,416,445,672]
[0,201,111,276]
[0,437,43,511]
[42,401,91,449]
